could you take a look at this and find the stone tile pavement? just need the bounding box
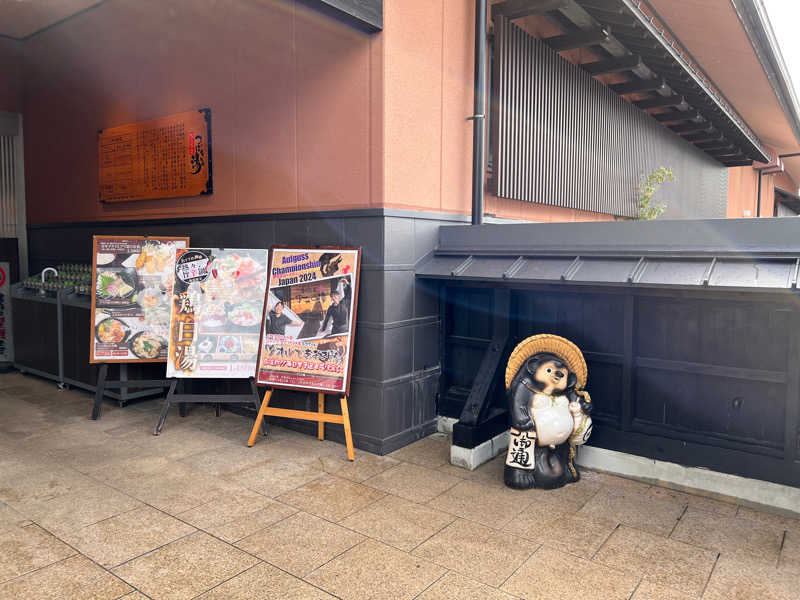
[0,371,798,599]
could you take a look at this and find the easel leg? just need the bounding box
[249,378,267,437]
[90,363,108,420]
[154,379,178,435]
[119,364,128,408]
[248,389,272,447]
[340,396,354,461]
[178,379,186,417]
[318,392,325,441]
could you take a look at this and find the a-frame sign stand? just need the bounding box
[247,389,354,461]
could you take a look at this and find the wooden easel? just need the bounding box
[247,389,354,461]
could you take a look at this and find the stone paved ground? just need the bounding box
[0,371,798,600]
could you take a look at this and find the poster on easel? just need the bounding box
[90,236,189,363]
[166,248,268,378]
[255,247,361,394]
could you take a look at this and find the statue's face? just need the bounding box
[534,360,569,392]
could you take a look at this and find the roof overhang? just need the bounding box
[493,0,771,165]
[417,219,800,293]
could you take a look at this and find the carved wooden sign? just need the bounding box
[98,109,212,203]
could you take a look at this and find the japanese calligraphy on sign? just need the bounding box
[90,236,189,363]
[98,109,212,203]
[166,248,268,379]
[256,247,361,394]
[505,429,536,470]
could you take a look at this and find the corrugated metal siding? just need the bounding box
[1,135,16,238]
[491,17,728,219]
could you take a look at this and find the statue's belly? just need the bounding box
[531,397,573,446]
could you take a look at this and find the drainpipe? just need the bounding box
[755,161,785,217]
[470,0,487,225]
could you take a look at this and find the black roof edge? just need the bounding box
[730,0,800,147]
[615,0,770,163]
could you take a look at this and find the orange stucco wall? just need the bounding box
[14,0,628,225]
[726,166,799,217]
[0,37,22,113]
[21,0,383,225]
[381,0,612,222]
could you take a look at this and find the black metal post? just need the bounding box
[471,0,487,226]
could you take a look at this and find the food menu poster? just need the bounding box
[256,247,361,394]
[90,236,189,363]
[98,109,212,203]
[167,248,268,379]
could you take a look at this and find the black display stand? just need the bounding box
[91,362,171,420]
[153,376,267,436]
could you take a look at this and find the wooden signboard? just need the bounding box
[90,236,189,363]
[248,246,362,459]
[98,109,212,203]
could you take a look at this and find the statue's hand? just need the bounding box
[568,402,582,416]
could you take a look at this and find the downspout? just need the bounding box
[471,0,487,225]
[755,162,785,217]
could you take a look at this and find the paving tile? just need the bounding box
[306,538,446,600]
[502,545,639,600]
[19,483,143,536]
[579,469,652,492]
[363,463,461,503]
[0,523,76,583]
[519,478,603,512]
[630,580,696,600]
[646,486,737,517]
[389,433,451,469]
[340,494,455,551]
[115,425,236,459]
[703,554,798,600]
[579,485,684,537]
[778,529,800,575]
[671,507,784,565]
[226,458,325,498]
[115,467,245,516]
[203,502,299,543]
[0,502,30,533]
[52,440,153,475]
[175,487,280,529]
[196,562,336,599]
[469,455,513,487]
[0,554,132,599]
[277,474,385,522]
[417,571,519,600]
[508,510,618,559]
[118,593,151,600]
[236,511,364,576]
[737,505,800,534]
[318,452,400,482]
[112,531,258,600]
[58,505,196,568]
[413,518,536,587]
[426,479,533,530]
[178,444,274,477]
[594,525,717,596]
[0,464,96,506]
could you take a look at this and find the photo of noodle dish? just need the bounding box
[128,332,166,359]
[95,317,129,344]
